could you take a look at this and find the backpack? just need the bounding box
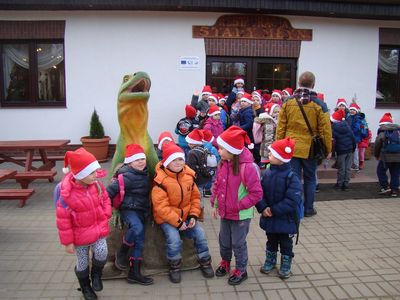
[252,122,264,144]
[54,181,103,209]
[383,129,400,153]
[176,118,193,136]
[192,147,214,178]
[110,174,125,209]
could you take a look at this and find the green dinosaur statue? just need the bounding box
[110,72,159,177]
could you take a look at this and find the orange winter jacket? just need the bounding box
[152,162,201,228]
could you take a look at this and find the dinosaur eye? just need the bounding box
[123,75,130,83]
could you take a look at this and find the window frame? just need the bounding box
[0,39,66,108]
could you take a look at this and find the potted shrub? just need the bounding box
[80,109,111,162]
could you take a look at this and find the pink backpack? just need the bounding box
[252,122,264,144]
[111,174,125,209]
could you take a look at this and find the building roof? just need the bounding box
[1,0,400,20]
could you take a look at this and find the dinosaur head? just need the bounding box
[118,71,151,102]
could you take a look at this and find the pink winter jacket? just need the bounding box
[210,148,263,220]
[203,118,224,148]
[56,173,112,246]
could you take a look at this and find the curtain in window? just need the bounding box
[378,49,398,74]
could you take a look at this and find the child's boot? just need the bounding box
[260,250,277,274]
[198,256,214,278]
[359,160,364,170]
[168,259,182,283]
[75,267,97,300]
[215,259,230,277]
[127,258,154,285]
[278,255,292,279]
[115,242,130,271]
[91,258,106,292]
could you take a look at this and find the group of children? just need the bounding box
[55,125,304,299]
[55,76,400,299]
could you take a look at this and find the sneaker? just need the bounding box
[391,190,399,197]
[228,269,248,285]
[351,164,359,171]
[379,187,391,195]
[215,260,230,277]
[342,185,350,192]
[315,184,320,193]
[304,208,317,217]
[203,189,212,198]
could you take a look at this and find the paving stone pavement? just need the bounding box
[1,161,400,299]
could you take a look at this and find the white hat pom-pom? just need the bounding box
[248,143,254,150]
[285,146,292,153]
[62,167,69,174]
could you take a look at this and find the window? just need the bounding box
[0,40,65,107]
[377,28,400,107]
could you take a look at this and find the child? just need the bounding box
[255,137,302,279]
[175,104,198,158]
[202,129,221,197]
[211,126,263,285]
[151,143,214,283]
[56,148,112,300]
[106,144,154,285]
[270,90,283,106]
[254,103,280,165]
[281,88,293,103]
[374,113,400,197]
[251,90,264,117]
[185,129,213,218]
[156,131,174,161]
[239,93,257,162]
[203,102,224,147]
[207,94,229,130]
[331,109,356,191]
[348,102,369,171]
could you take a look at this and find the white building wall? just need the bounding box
[0,11,399,143]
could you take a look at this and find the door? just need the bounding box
[206,57,297,94]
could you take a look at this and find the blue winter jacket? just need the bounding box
[348,113,368,144]
[239,105,255,142]
[256,163,303,234]
[332,121,356,155]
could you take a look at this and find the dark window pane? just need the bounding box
[2,43,30,102]
[376,48,399,104]
[256,63,291,90]
[210,61,247,92]
[37,43,65,102]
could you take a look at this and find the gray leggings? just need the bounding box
[75,238,108,271]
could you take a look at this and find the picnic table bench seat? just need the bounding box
[0,189,35,207]
[14,170,57,188]
[0,155,64,164]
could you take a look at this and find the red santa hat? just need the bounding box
[185,105,196,119]
[62,147,101,180]
[124,144,146,164]
[268,138,296,163]
[201,85,212,96]
[282,88,293,96]
[263,102,279,115]
[379,112,393,125]
[336,98,348,108]
[202,129,214,143]
[251,90,262,100]
[207,105,221,117]
[236,89,245,96]
[162,143,185,167]
[234,76,244,85]
[185,128,204,145]
[271,89,282,99]
[240,93,254,105]
[349,103,361,112]
[218,97,227,105]
[157,131,174,150]
[207,94,218,103]
[330,109,346,123]
[317,93,325,101]
[217,125,253,155]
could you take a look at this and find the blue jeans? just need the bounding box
[219,218,251,272]
[266,233,294,257]
[120,210,145,258]
[197,183,206,208]
[160,221,210,261]
[290,157,317,214]
[377,160,400,191]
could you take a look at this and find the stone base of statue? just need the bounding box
[103,214,199,279]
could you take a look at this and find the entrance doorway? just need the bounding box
[206,57,297,94]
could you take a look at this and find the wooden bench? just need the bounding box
[0,169,17,183]
[0,155,64,164]
[14,170,57,189]
[0,189,35,207]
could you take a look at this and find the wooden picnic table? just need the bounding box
[0,139,70,171]
[0,169,34,207]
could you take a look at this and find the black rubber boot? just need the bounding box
[91,259,106,292]
[127,258,154,285]
[75,267,97,300]
[115,243,130,271]
[168,259,182,283]
[198,256,214,278]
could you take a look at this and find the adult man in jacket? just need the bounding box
[276,71,332,217]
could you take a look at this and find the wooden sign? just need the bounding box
[193,15,312,41]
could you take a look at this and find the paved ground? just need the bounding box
[1,160,400,299]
